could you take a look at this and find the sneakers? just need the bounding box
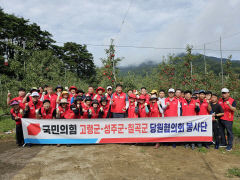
[226,146,232,151]
[219,144,227,147]
[191,143,195,150]
[214,144,219,149]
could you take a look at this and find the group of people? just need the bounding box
[8,84,236,151]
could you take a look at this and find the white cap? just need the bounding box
[168,88,175,93]
[107,86,112,90]
[150,94,158,99]
[221,88,229,93]
[31,92,40,97]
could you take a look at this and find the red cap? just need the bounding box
[138,95,146,100]
[96,87,105,93]
[129,94,136,99]
[69,86,78,91]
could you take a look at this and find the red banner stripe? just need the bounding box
[99,136,212,143]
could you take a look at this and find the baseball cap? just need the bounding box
[221,88,229,93]
[199,90,206,94]
[31,92,40,97]
[168,88,175,93]
[107,86,112,90]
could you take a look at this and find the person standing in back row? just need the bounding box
[164,88,181,117]
[210,94,224,149]
[111,84,128,118]
[218,88,236,151]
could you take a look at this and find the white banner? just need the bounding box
[21,115,212,144]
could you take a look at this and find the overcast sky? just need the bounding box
[1,0,240,66]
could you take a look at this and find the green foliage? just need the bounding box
[0,8,95,111]
[54,42,96,80]
[0,116,15,133]
[226,168,240,178]
[99,39,123,87]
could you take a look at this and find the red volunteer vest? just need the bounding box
[149,102,162,117]
[218,97,235,121]
[138,104,148,118]
[94,94,105,103]
[58,106,74,119]
[106,94,111,105]
[111,92,127,113]
[40,107,55,119]
[44,94,57,108]
[28,101,43,119]
[10,108,23,125]
[164,97,178,117]
[100,104,111,118]
[127,103,138,118]
[196,99,210,115]
[89,107,100,119]
[182,99,197,116]
[81,103,91,119]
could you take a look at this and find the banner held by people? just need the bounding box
[22,115,212,144]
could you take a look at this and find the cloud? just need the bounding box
[1,0,240,66]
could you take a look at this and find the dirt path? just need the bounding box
[0,141,239,180]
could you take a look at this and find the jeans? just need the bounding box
[213,120,220,145]
[16,124,24,146]
[218,119,233,147]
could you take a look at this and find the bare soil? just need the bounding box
[0,140,239,180]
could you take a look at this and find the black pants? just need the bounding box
[213,120,220,145]
[218,119,233,147]
[112,113,126,118]
[16,124,24,146]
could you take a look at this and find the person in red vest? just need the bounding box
[149,94,162,118]
[55,85,63,94]
[127,94,138,118]
[22,87,40,104]
[181,90,200,116]
[37,99,56,119]
[140,87,150,104]
[99,97,111,118]
[56,99,74,119]
[69,86,77,99]
[94,87,105,103]
[10,100,24,146]
[136,95,149,118]
[181,90,200,150]
[81,96,92,119]
[43,86,58,109]
[175,89,184,103]
[88,100,100,119]
[205,91,212,101]
[164,88,181,117]
[7,88,26,108]
[111,84,128,118]
[57,91,71,107]
[23,92,43,119]
[196,90,212,115]
[86,86,96,100]
[196,90,212,148]
[149,94,162,149]
[105,86,113,104]
[76,89,86,101]
[70,96,83,119]
[218,88,236,151]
